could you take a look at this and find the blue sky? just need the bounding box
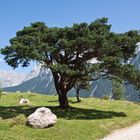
[0,0,140,74]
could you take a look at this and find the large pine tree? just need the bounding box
[1,17,140,109]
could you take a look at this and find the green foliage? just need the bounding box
[101,95,109,100]
[1,17,140,75]
[111,77,125,100]
[75,79,90,90]
[74,78,90,102]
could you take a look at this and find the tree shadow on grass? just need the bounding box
[0,105,126,120]
[47,100,58,103]
[48,100,80,103]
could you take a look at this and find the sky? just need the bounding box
[0,0,140,74]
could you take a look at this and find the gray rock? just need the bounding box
[27,107,57,128]
[2,91,8,95]
[19,98,30,105]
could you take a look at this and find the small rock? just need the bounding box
[2,92,8,95]
[27,107,57,128]
[19,98,30,105]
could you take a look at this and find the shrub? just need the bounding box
[10,114,26,127]
[101,95,109,100]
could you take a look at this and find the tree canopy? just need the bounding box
[1,17,140,109]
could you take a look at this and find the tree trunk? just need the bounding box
[76,87,81,102]
[58,93,69,109]
[52,72,76,109]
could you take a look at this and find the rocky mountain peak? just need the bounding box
[0,70,25,88]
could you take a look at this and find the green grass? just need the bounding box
[0,93,140,140]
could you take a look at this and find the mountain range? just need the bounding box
[2,43,140,102]
[0,70,25,88]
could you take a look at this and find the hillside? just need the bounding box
[0,93,140,140]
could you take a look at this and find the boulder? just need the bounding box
[2,92,8,95]
[19,98,30,105]
[27,107,57,128]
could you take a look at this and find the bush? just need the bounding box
[101,95,109,100]
[10,114,27,127]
